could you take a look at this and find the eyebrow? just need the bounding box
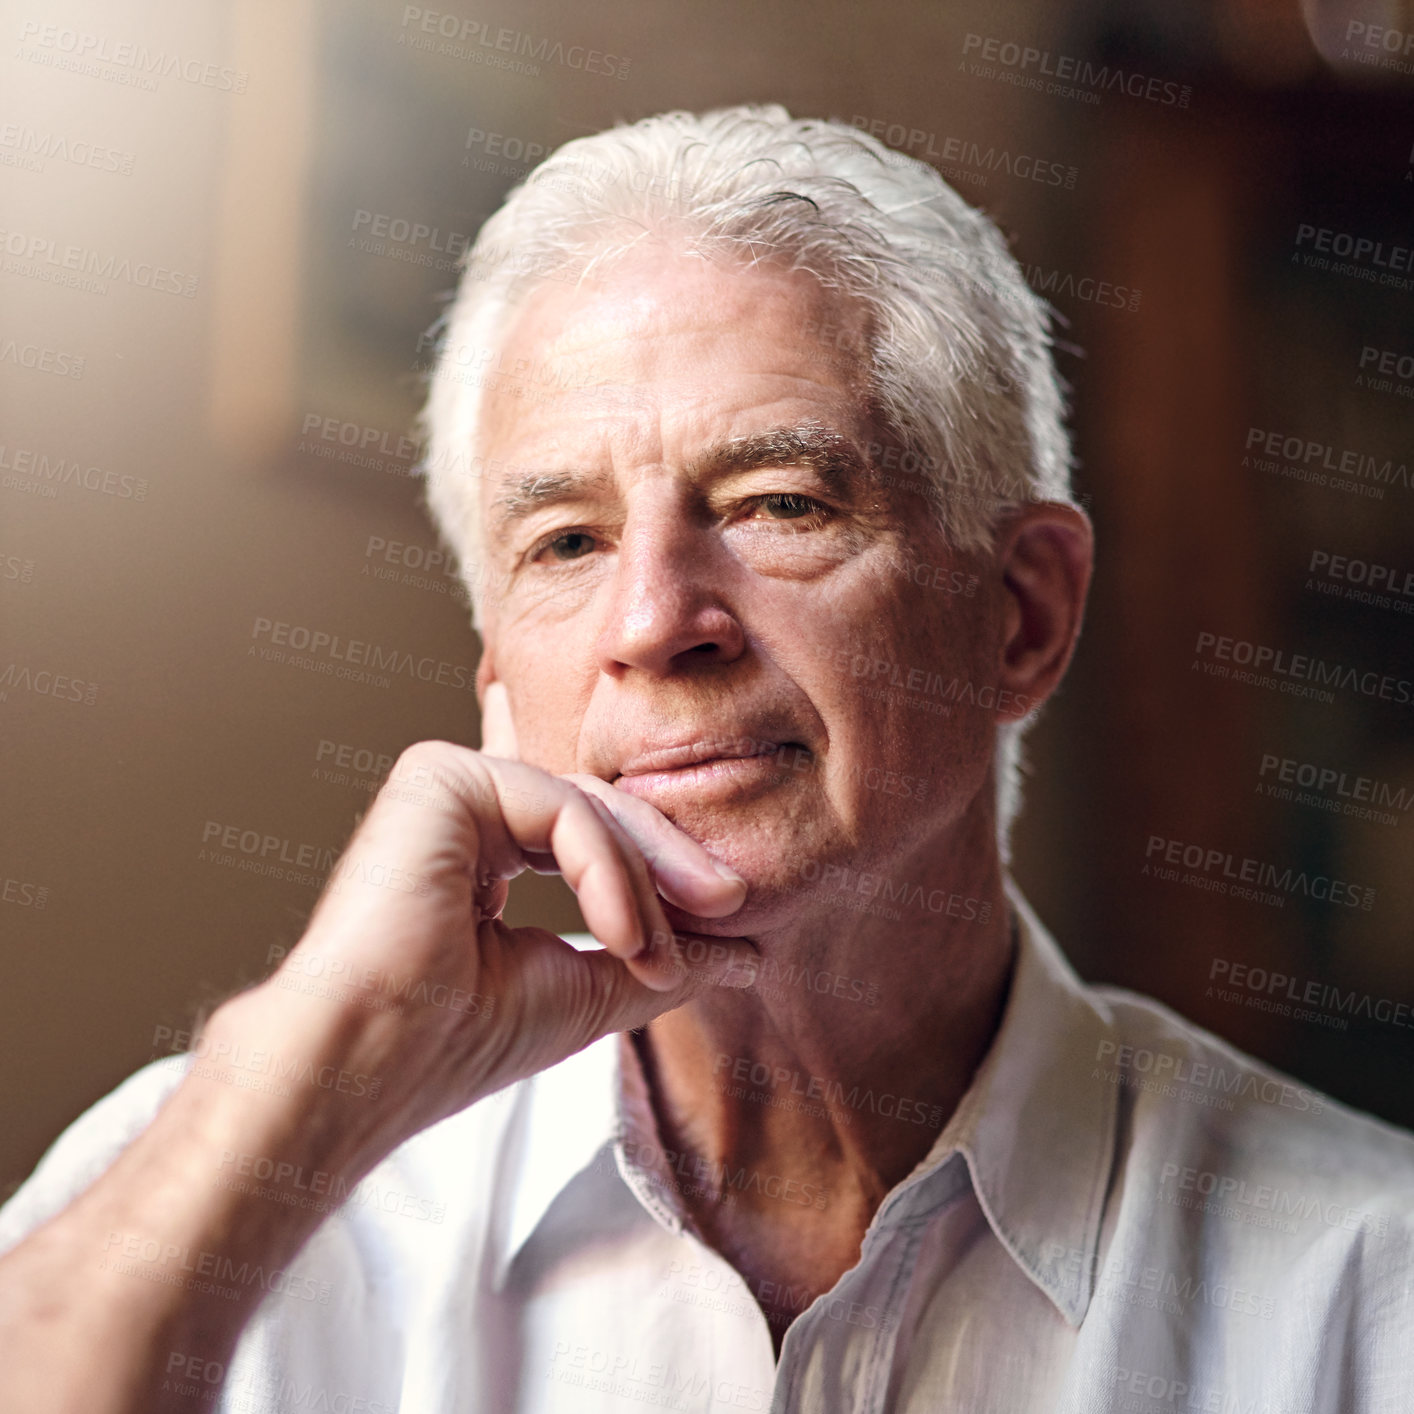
[487,424,870,530]
[686,425,869,490]
[489,471,614,526]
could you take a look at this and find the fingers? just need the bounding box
[343,744,676,985]
[463,752,678,977]
[324,743,746,995]
[478,681,519,760]
[464,922,759,1103]
[563,773,747,919]
[530,926,761,1049]
[589,931,762,1035]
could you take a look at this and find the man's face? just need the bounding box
[474,248,1004,932]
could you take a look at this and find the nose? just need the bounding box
[593,509,746,678]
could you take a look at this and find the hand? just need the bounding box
[202,722,755,1174]
[0,703,756,1414]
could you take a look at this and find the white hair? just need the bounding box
[417,104,1077,857]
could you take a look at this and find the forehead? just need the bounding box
[476,250,874,468]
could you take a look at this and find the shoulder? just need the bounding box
[0,1013,621,1262]
[1092,983,1414,1309]
[1095,982,1414,1182]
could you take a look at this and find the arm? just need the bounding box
[0,741,752,1414]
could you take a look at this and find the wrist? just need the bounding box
[190,983,400,1181]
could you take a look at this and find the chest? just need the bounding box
[687,1202,872,1354]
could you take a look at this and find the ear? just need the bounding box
[992,502,1094,723]
[476,659,520,760]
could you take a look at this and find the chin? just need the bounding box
[668,833,824,935]
[661,892,799,941]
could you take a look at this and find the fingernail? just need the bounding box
[710,859,746,886]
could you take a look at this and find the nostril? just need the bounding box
[689,642,716,653]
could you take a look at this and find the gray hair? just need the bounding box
[418,103,1077,857]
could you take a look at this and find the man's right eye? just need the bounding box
[538,530,597,562]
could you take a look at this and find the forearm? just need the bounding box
[0,746,750,1413]
[0,990,387,1414]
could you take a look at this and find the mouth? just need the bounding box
[613,736,810,804]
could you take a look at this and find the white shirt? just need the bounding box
[4,885,1413,1413]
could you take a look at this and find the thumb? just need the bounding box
[479,681,520,760]
[580,930,761,1038]
[478,926,760,1093]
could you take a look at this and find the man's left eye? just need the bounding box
[747,493,826,521]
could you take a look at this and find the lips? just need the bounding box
[615,736,789,778]
[607,729,811,806]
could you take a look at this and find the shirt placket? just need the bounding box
[770,1156,972,1414]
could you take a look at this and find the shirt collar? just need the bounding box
[491,883,1118,1324]
[889,879,1118,1326]
[491,1028,620,1290]
[489,1014,697,1290]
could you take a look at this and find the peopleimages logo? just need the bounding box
[1295,224,1414,272]
[617,1137,828,1211]
[463,126,549,174]
[1210,958,1414,1035]
[0,662,98,705]
[1144,833,1376,911]
[1193,630,1413,708]
[0,445,144,501]
[1093,1040,1325,1116]
[101,1232,330,1305]
[712,1052,946,1128]
[1358,344,1414,385]
[1244,426,1411,497]
[798,859,993,924]
[817,640,1033,716]
[1309,548,1414,598]
[1112,1367,1274,1414]
[14,20,249,92]
[1307,547,1414,616]
[847,115,1078,190]
[1258,751,1412,827]
[248,616,477,691]
[960,32,1191,107]
[0,227,199,297]
[0,122,136,175]
[0,338,84,379]
[1021,263,1141,312]
[397,7,630,80]
[1292,224,1414,292]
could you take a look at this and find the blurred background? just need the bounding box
[3,0,1413,1192]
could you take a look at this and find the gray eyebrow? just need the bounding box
[489,471,614,526]
[487,424,870,530]
[685,425,870,489]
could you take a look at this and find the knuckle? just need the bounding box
[395,738,459,768]
[561,771,603,794]
[389,739,461,791]
[557,955,616,1039]
[567,788,617,839]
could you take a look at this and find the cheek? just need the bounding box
[501,645,588,771]
[720,522,862,580]
[799,591,998,795]
[801,581,991,698]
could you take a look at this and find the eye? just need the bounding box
[534,529,597,562]
[746,493,828,522]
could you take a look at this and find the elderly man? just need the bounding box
[1,106,1411,1413]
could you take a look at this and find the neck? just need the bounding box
[638,824,1017,1221]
